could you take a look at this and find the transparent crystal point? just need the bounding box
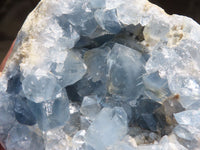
[107,43,145,99]
[27,90,70,131]
[6,124,45,150]
[85,107,128,150]
[174,110,200,128]
[51,50,87,88]
[80,96,101,121]
[22,69,62,103]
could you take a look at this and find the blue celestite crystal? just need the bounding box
[143,71,171,101]
[27,90,70,131]
[80,96,101,121]
[94,9,122,34]
[50,50,87,88]
[107,43,145,99]
[22,69,62,103]
[85,107,128,150]
[5,124,45,150]
[14,96,37,126]
[0,93,15,143]
[1,0,200,149]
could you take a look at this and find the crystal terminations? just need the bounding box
[1,0,200,149]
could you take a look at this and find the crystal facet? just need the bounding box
[1,0,200,149]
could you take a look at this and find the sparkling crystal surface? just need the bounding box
[85,107,128,150]
[1,0,200,149]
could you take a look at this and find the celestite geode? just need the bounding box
[1,0,200,149]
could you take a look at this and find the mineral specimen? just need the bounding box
[0,0,200,149]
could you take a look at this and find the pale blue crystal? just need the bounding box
[0,93,15,143]
[63,103,80,136]
[85,107,128,150]
[14,96,37,126]
[174,125,200,141]
[50,50,87,88]
[168,74,200,108]
[22,69,62,103]
[80,116,91,130]
[80,96,101,121]
[107,43,145,99]
[95,9,122,34]
[72,130,87,149]
[27,90,70,131]
[174,110,200,128]
[65,2,98,36]
[1,0,200,149]
[173,125,200,149]
[89,0,105,9]
[84,47,109,83]
[187,100,200,110]
[143,71,171,101]
[0,94,15,127]
[6,124,45,150]
[107,135,137,150]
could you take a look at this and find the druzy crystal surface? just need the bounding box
[1,0,200,149]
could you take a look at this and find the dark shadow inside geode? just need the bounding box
[73,23,145,51]
[130,95,185,137]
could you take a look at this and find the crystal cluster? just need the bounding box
[1,0,200,149]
